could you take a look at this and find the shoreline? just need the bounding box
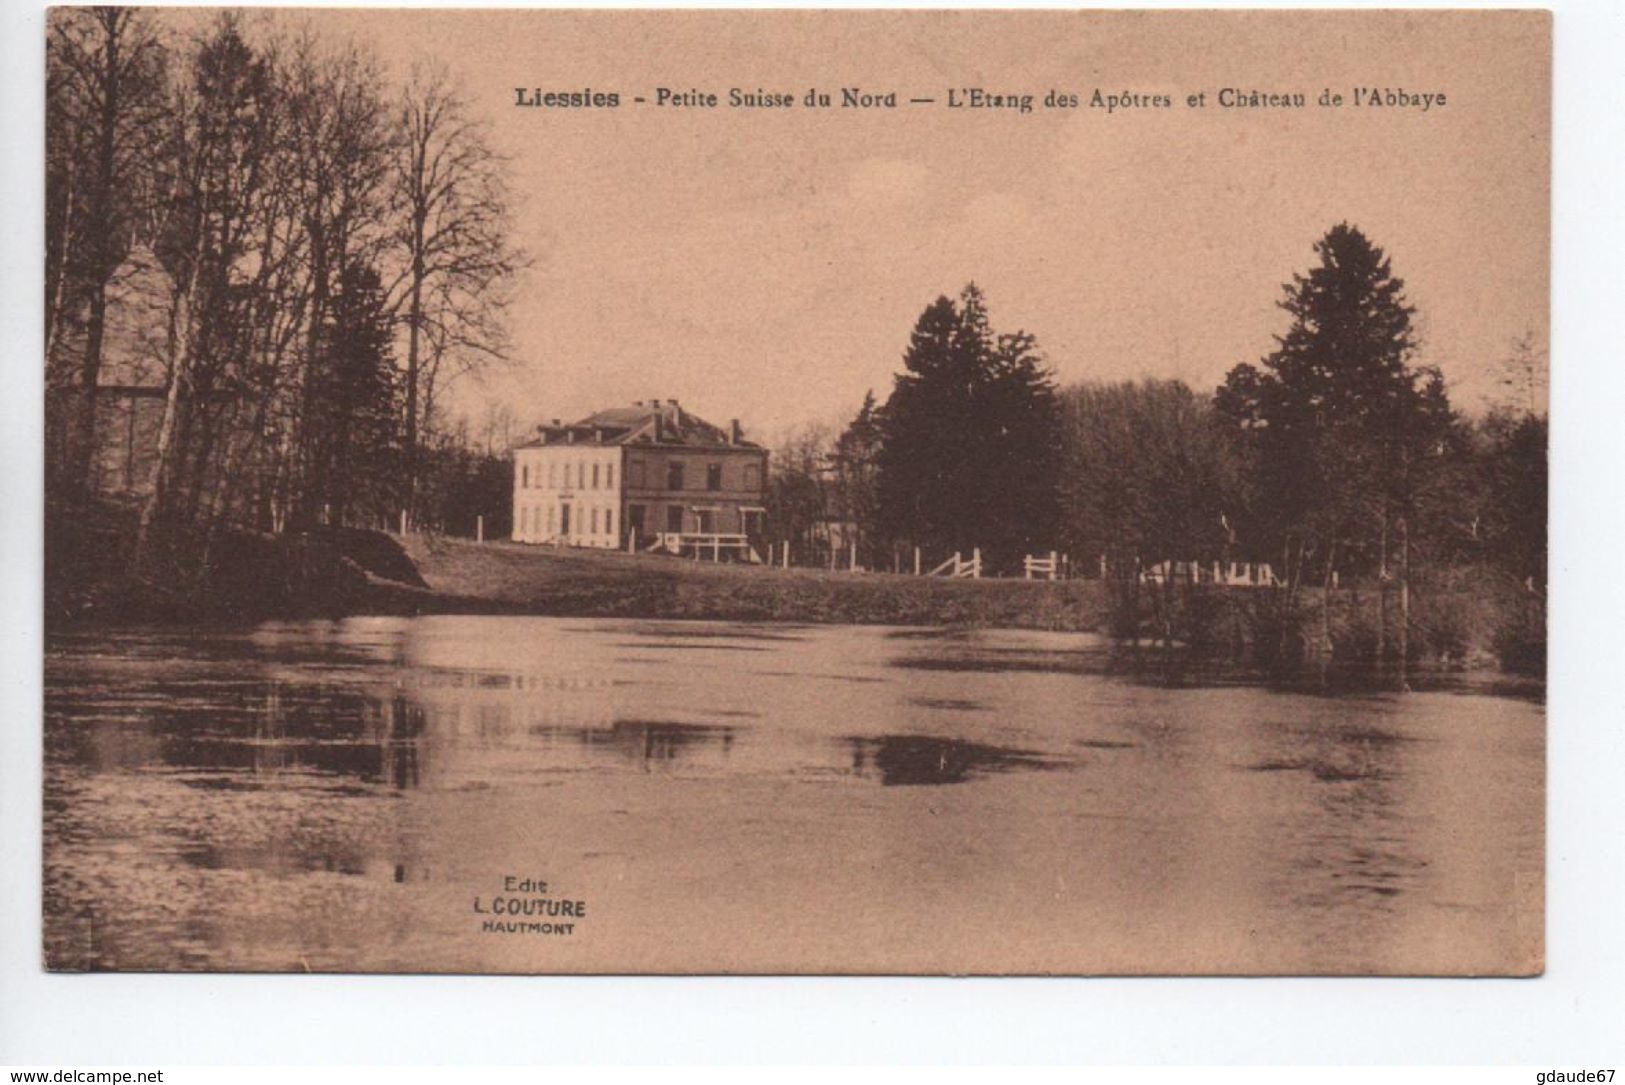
[46,531,1545,688]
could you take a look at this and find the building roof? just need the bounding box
[516,399,763,451]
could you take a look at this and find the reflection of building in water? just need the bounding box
[581,719,736,769]
[367,669,741,779]
[511,399,768,558]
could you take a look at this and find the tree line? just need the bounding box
[769,224,1545,669]
[46,8,523,572]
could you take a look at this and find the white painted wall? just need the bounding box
[512,445,622,547]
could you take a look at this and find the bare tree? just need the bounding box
[279,31,396,527]
[136,16,276,565]
[46,7,168,499]
[389,65,523,522]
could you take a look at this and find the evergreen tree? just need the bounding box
[1216,224,1452,585]
[310,260,400,524]
[877,284,1061,568]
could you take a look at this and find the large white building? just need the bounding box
[512,399,769,554]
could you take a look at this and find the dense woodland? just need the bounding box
[45,9,522,579]
[771,227,1546,673]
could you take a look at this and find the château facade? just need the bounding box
[512,399,768,552]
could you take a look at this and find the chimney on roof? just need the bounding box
[729,418,742,445]
[565,429,575,444]
[551,418,561,427]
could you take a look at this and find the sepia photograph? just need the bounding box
[39,7,1549,976]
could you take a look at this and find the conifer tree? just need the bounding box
[1217,223,1452,585]
[310,260,400,524]
[877,284,1061,567]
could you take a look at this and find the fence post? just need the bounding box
[476,515,484,543]
[783,542,790,569]
[914,546,921,576]
[973,547,982,578]
[399,509,407,536]
[850,540,858,572]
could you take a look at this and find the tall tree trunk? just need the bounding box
[1321,540,1337,659]
[1376,502,1389,666]
[1397,511,1411,693]
[404,225,424,528]
[73,283,109,501]
[70,21,125,503]
[134,257,202,570]
[296,220,329,528]
[45,159,76,365]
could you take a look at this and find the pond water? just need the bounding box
[43,616,1543,974]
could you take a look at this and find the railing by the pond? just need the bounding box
[1023,551,1070,580]
[1139,560,1281,588]
[928,549,982,579]
[645,531,762,563]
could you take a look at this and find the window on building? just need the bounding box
[667,461,684,490]
[547,505,555,533]
[592,463,600,489]
[706,463,722,491]
[605,508,615,537]
[605,464,614,490]
[591,507,599,533]
[743,463,760,489]
[667,505,684,533]
[548,463,556,487]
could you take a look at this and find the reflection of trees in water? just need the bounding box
[849,734,1056,787]
[48,652,759,790]
[588,720,736,770]
[1255,721,1427,924]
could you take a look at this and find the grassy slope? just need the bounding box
[403,535,1110,630]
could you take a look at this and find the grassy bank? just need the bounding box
[46,504,497,628]
[403,535,1112,631]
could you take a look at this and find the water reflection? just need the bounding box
[42,617,1543,974]
[849,734,1062,786]
[578,719,736,768]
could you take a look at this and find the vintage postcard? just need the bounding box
[42,8,1548,975]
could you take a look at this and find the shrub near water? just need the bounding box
[1107,569,1545,677]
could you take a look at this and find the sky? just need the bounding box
[262,9,1549,441]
